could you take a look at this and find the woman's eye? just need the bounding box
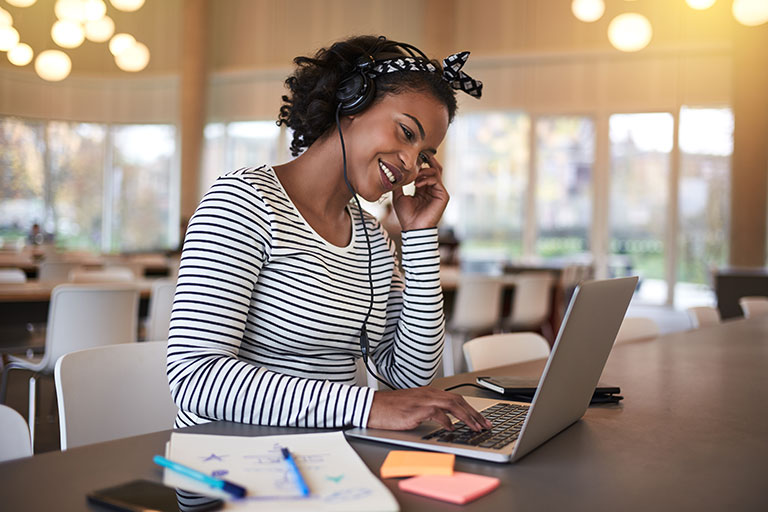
[419,153,430,166]
[401,125,413,141]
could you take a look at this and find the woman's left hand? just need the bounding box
[392,155,449,231]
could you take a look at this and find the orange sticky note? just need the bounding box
[398,471,500,504]
[379,450,455,478]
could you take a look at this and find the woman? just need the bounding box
[167,35,491,433]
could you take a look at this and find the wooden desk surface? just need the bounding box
[1,318,766,511]
[0,279,156,302]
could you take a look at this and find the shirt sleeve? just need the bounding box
[370,226,445,388]
[166,175,374,428]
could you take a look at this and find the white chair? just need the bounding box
[738,296,768,319]
[444,273,504,376]
[0,284,140,450]
[55,341,177,450]
[502,272,555,337]
[0,404,32,462]
[37,261,83,282]
[614,317,660,345]
[686,306,721,329]
[0,268,27,283]
[146,279,176,341]
[463,332,550,372]
[69,266,135,283]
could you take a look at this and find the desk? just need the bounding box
[1,318,766,511]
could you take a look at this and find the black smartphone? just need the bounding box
[87,479,224,512]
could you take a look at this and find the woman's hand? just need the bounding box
[367,387,493,431]
[392,155,449,231]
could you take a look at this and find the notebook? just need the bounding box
[475,376,623,404]
[345,276,638,463]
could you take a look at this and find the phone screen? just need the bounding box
[87,479,223,512]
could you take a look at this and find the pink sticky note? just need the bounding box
[398,471,500,504]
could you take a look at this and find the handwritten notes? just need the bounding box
[164,431,398,512]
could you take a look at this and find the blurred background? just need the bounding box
[1,0,767,310]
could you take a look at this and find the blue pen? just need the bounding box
[281,447,310,497]
[153,455,247,498]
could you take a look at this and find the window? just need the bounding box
[609,113,674,304]
[0,115,178,253]
[535,116,594,258]
[445,112,530,261]
[111,124,177,252]
[676,107,732,307]
[0,117,46,246]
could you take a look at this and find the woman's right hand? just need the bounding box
[367,387,493,431]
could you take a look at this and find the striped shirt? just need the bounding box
[167,166,445,429]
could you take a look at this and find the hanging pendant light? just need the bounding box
[608,13,653,52]
[8,42,34,66]
[35,49,72,81]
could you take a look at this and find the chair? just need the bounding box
[444,273,504,376]
[55,341,177,450]
[0,268,27,283]
[614,317,660,344]
[37,261,83,282]
[738,296,768,319]
[0,404,32,462]
[69,266,135,283]
[463,332,550,372]
[0,284,140,450]
[686,306,721,329]
[145,279,176,341]
[502,272,555,338]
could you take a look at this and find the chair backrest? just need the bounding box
[463,332,551,372]
[686,306,721,329]
[69,266,135,283]
[38,261,83,282]
[614,316,660,344]
[41,284,140,373]
[0,404,32,462]
[506,272,555,327]
[738,296,768,319]
[450,274,504,332]
[54,341,178,450]
[146,279,176,341]
[0,267,27,283]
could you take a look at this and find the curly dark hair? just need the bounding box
[277,35,458,157]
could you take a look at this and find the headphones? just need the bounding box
[334,38,432,116]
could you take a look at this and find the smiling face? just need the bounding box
[342,89,450,202]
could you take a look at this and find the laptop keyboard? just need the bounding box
[421,403,529,450]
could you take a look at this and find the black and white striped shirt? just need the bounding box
[167,166,445,429]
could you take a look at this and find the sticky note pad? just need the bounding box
[398,472,500,504]
[379,450,455,478]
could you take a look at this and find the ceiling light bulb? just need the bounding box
[0,26,20,51]
[685,0,717,9]
[0,9,13,27]
[571,0,605,23]
[52,19,85,49]
[109,0,145,12]
[8,42,33,66]
[732,0,768,26]
[115,40,149,71]
[83,0,106,21]
[85,15,114,42]
[55,0,87,22]
[608,13,653,52]
[6,0,37,7]
[35,49,71,81]
[109,32,135,55]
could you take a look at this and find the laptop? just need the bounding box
[345,276,638,463]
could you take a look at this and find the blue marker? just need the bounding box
[153,455,247,498]
[281,447,310,497]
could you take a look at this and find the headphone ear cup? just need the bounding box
[336,71,375,116]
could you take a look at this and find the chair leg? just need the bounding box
[28,375,37,453]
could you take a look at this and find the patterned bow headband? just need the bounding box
[369,51,483,98]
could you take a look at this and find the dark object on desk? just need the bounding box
[87,479,223,512]
[714,267,768,319]
[476,376,623,404]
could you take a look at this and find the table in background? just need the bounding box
[714,266,768,319]
[1,317,766,511]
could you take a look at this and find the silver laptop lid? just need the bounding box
[511,276,637,461]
